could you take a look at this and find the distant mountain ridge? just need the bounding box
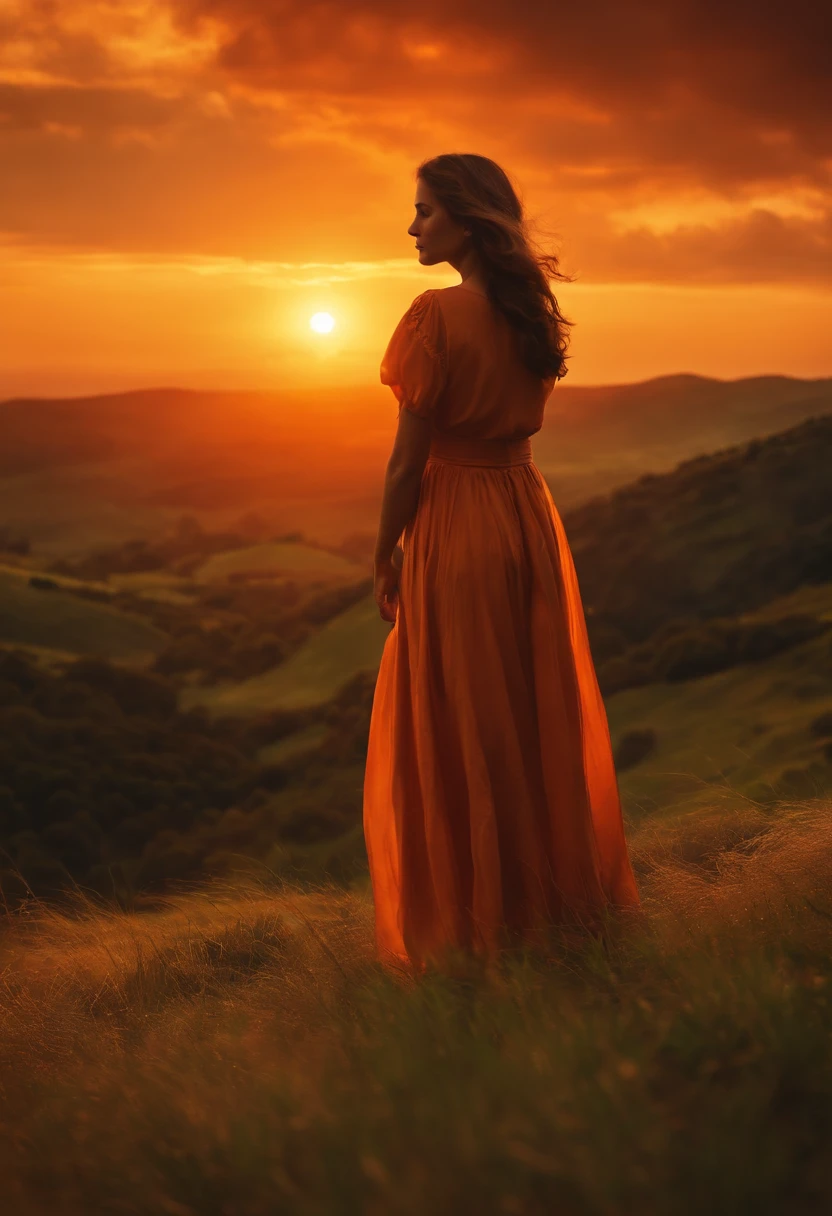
[3,372,830,481]
[561,410,832,650]
[0,374,829,552]
[535,372,832,504]
[0,397,829,905]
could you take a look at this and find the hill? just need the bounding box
[173,412,832,828]
[607,580,832,817]
[1,801,831,1214]
[536,372,832,501]
[180,594,388,715]
[0,407,829,911]
[193,541,363,585]
[563,411,832,649]
[0,566,167,662]
[1,374,829,555]
[182,411,832,712]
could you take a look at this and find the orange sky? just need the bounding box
[1,0,830,396]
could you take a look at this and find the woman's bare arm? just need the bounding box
[373,407,433,564]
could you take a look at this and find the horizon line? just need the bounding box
[3,368,830,406]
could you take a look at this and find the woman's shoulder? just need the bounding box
[406,287,441,314]
[401,288,445,332]
[400,284,488,349]
[410,286,481,308]
[407,285,490,309]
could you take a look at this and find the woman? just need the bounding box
[363,153,640,975]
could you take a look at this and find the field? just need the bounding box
[180,593,390,714]
[0,459,189,558]
[0,402,829,966]
[2,376,830,557]
[257,722,331,766]
[107,570,199,604]
[0,388,831,1212]
[193,541,364,584]
[178,579,832,810]
[0,567,167,662]
[609,582,832,817]
[1,795,830,1215]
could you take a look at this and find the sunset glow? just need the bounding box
[0,1,828,396]
[310,312,336,334]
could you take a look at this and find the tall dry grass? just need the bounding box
[1,795,831,1215]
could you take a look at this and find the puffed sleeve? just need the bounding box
[380,289,448,420]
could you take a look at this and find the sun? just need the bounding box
[309,311,335,334]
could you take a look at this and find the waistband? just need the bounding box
[427,433,533,467]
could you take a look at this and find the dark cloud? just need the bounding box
[0,83,177,136]
[573,207,832,286]
[175,0,832,181]
[0,0,828,282]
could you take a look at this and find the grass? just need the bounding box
[0,558,198,605]
[256,721,331,766]
[180,593,390,714]
[738,580,832,624]
[193,542,363,584]
[107,570,199,604]
[1,795,831,1214]
[0,459,186,558]
[178,580,832,812]
[608,622,832,818]
[0,559,112,596]
[0,569,168,663]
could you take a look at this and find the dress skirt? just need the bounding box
[362,431,641,972]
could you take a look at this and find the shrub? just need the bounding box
[614,728,657,772]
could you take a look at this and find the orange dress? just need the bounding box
[362,285,640,972]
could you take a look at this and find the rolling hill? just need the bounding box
[1,395,829,815]
[180,594,389,715]
[561,411,832,648]
[0,567,167,663]
[536,372,832,502]
[193,541,364,585]
[607,580,832,818]
[1,404,830,909]
[181,411,832,711]
[175,411,832,816]
[1,374,829,555]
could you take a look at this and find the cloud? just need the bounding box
[174,0,832,181]
[573,206,832,286]
[0,0,829,284]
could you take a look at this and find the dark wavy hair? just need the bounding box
[416,153,575,381]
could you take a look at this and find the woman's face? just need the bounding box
[407,178,469,268]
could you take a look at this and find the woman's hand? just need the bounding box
[374,546,403,623]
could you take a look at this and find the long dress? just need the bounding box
[362,284,641,973]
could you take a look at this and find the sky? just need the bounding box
[1,0,830,397]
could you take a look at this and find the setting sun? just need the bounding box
[310,312,336,334]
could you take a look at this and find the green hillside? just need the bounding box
[535,372,832,503]
[179,413,831,719]
[194,541,363,584]
[107,570,197,603]
[184,580,832,813]
[564,411,832,649]
[0,568,167,662]
[607,582,832,819]
[0,459,189,558]
[1,406,829,910]
[179,414,832,816]
[0,559,112,596]
[1,377,829,558]
[180,593,389,715]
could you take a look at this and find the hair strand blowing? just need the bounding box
[417,152,575,381]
